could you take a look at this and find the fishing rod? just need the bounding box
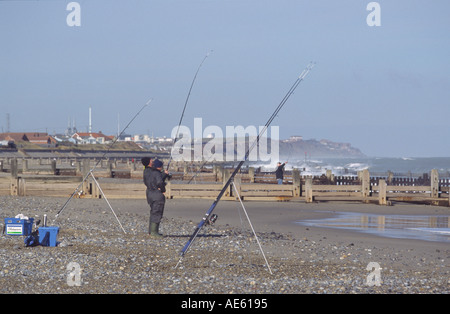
[53,99,152,222]
[186,157,212,184]
[167,50,213,172]
[177,62,315,261]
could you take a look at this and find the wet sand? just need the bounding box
[164,198,450,249]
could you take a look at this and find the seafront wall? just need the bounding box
[0,156,449,207]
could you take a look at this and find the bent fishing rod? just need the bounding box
[177,62,315,260]
[53,99,152,222]
[167,50,213,172]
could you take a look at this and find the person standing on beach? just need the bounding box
[275,161,287,184]
[142,158,166,238]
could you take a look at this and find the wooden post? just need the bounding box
[212,164,217,175]
[10,158,18,196]
[76,160,82,175]
[92,179,100,198]
[248,167,255,183]
[22,159,28,172]
[11,158,18,178]
[378,179,387,205]
[223,168,231,197]
[18,177,26,196]
[431,169,439,198]
[217,166,224,183]
[82,159,90,194]
[292,168,300,197]
[51,159,57,175]
[166,181,171,199]
[305,177,313,203]
[233,176,242,200]
[361,169,370,198]
[326,169,333,183]
[10,179,18,196]
[108,162,113,178]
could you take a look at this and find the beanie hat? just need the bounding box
[153,159,163,169]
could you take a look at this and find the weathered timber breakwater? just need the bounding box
[1,153,449,207]
[0,196,448,294]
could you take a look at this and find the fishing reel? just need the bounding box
[206,214,218,226]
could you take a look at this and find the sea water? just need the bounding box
[252,156,450,177]
[250,156,450,242]
[297,212,450,243]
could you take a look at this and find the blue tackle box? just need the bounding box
[38,226,60,247]
[4,217,34,236]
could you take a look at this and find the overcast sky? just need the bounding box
[0,0,449,157]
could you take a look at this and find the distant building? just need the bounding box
[0,132,57,146]
[71,132,115,145]
[0,140,15,149]
[132,134,152,144]
[283,135,303,143]
[289,135,303,141]
[27,132,58,145]
[0,133,28,142]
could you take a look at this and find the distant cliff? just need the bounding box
[279,137,365,158]
[205,135,365,160]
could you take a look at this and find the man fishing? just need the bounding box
[142,157,166,238]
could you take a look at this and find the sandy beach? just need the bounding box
[0,195,448,295]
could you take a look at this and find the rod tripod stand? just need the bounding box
[53,168,127,234]
[175,180,273,275]
[231,181,273,274]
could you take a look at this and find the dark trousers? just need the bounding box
[146,190,166,226]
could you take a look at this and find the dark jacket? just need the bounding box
[275,163,286,180]
[143,167,166,193]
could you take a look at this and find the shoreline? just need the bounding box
[164,198,450,242]
[0,196,448,294]
[163,199,450,262]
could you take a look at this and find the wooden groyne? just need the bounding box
[167,168,450,207]
[0,157,449,207]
